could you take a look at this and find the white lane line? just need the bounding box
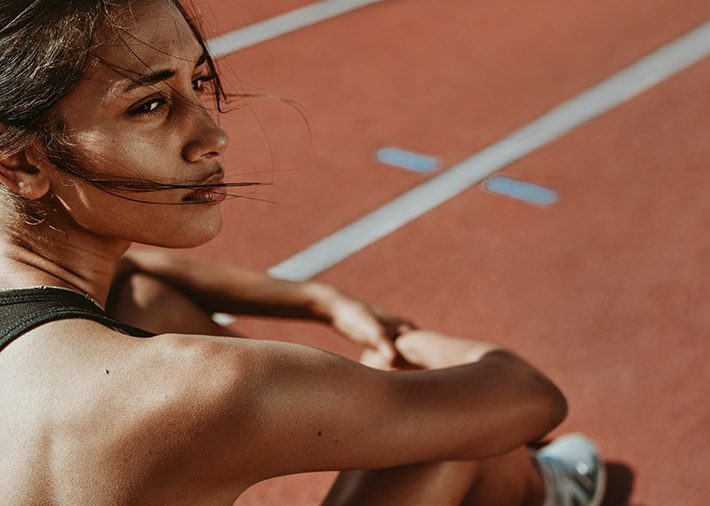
[267,20,710,282]
[207,0,384,57]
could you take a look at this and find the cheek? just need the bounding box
[74,127,183,183]
[51,180,223,247]
[47,113,222,245]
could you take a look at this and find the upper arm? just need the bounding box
[118,333,565,489]
[236,342,565,480]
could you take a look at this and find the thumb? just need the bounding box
[376,339,396,362]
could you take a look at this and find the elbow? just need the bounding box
[546,382,568,429]
[498,352,568,435]
[506,353,568,435]
[534,373,568,435]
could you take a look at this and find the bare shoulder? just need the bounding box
[0,320,265,503]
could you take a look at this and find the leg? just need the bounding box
[323,447,545,506]
[106,272,244,337]
[462,448,546,506]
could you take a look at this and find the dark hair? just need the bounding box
[0,0,257,211]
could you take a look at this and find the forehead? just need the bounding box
[90,0,202,89]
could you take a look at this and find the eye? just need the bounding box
[192,74,215,94]
[128,96,168,117]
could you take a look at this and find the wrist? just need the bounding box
[301,281,340,323]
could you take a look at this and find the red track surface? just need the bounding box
[176,1,710,504]
[194,0,314,33]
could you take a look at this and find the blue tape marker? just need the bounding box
[377,147,439,173]
[484,176,558,206]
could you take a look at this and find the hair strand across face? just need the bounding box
[0,0,263,211]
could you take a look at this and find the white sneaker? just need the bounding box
[533,433,606,506]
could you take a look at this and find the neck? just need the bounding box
[0,208,130,307]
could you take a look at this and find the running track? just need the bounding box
[160,1,710,504]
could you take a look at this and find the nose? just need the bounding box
[182,109,229,162]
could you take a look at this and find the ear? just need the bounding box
[0,150,51,200]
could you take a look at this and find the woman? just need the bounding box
[0,1,605,504]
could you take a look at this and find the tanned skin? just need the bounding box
[0,1,565,504]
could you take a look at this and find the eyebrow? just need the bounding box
[121,51,209,93]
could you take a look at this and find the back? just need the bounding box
[0,319,246,506]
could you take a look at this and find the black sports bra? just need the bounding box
[0,286,154,352]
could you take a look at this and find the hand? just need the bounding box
[361,329,501,371]
[113,252,142,281]
[395,330,500,368]
[321,289,416,366]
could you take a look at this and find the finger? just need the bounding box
[392,352,422,371]
[375,338,396,362]
[397,321,418,334]
[393,330,436,368]
[338,304,383,341]
[355,316,396,360]
[373,312,418,338]
[359,348,391,370]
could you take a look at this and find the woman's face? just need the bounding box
[40,0,229,248]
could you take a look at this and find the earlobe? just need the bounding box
[0,151,51,200]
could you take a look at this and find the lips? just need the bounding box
[183,170,227,203]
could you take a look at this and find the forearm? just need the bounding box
[119,249,335,319]
[390,331,567,457]
[394,351,568,460]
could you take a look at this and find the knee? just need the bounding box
[107,272,206,334]
[109,272,180,312]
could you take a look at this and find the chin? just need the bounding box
[137,209,224,248]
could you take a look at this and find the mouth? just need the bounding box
[183,170,227,204]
